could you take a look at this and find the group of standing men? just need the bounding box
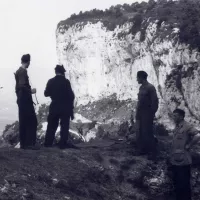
[135,70,200,200]
[15,54,75,150]
[15,54,200,200]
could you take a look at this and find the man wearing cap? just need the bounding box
[135,70,159,158]
[44,65,75,149]
[15,54,38,150]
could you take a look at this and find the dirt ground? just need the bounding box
[0,138,198,200]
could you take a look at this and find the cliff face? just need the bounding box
[56,0,200,129]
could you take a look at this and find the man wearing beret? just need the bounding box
[15,54,38,150]
[44,65,75,149]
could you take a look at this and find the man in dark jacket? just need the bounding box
[44,65,75,149]
[15,54,38,150]
[135,71,159,157]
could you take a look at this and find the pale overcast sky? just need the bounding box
[0,0,146,129]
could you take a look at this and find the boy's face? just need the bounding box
[173,112,183,123]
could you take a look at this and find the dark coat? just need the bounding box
[14,67,35,109]
[44,75,75,115]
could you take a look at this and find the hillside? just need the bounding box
[0,137,199,200]
[2,0,200,199]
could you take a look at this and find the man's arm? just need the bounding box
[135,101,140,120]
[67,80,75,104]
[135,87,141,121]
[186,127,200,150]
[67,80,75,120]
[149,86,159,114]
[44,80,52,97]
[135,91,140,135]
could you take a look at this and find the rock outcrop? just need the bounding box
[2,95,137,146]
[56,0,200,130]
[2,1,200,199]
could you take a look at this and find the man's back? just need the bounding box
[44,72,75,148]
[44,75,74,111]
[15,67,31,94]
[137,82,158,112]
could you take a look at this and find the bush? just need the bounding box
[57,0,200,51]
[57,2,148,31]
[129,14,143,35]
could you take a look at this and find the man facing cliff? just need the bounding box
[15,54,38,150]
[44,65,75,149]
[135,71,159,157]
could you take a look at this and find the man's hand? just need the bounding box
[31,88,37,94]
[185,144,191,150]
[135,120,140,140]
[135,120,140,133]
[71,113,74,120]
[135,120,140,131]
[186,133,200,151]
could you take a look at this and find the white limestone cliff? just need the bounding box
[56,13,200,130]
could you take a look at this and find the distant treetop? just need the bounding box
[57,0,200,51]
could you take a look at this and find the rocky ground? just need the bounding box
[0,136,200,200]
[1,95,200,200]
[2,94,168,148]
[1,94,137,147]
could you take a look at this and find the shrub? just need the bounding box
[57,0,200,51]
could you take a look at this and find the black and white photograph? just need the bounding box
[0,0,200,199]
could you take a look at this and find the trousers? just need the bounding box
[44,107,70,147]
[17,91,37,148]
[137,110,157,154]
[172,165,191,200]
